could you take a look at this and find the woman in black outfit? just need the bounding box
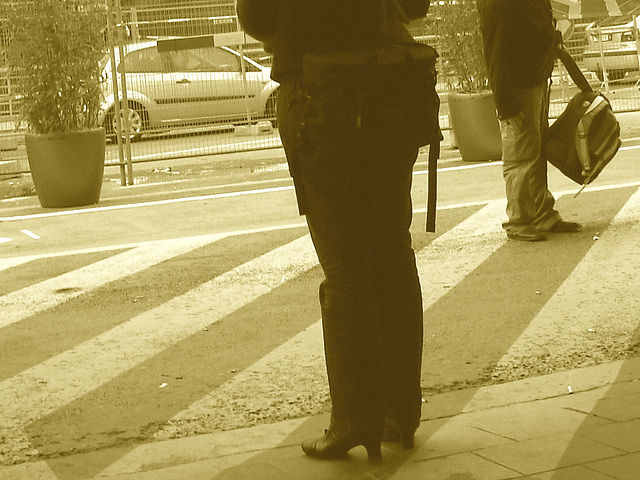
[237,0,431,460]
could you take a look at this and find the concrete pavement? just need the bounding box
[2,357,639,479]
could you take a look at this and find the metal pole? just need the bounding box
[597,26,609,92]
[239,43,252,126]
[130,7,140,42]
[634,15,640,81]
[107,0,126,186]
[115,1,134,186]
[235,0,252,126]
[558,59,567,102]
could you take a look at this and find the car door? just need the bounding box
[119,46,175,124]
[165,46,263,124]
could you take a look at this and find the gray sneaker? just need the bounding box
[549,220,582,233]
[506,226,547,242]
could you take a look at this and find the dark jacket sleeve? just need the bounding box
[477,0,519,119]
[478,0,557,119]
[237,0,279,43]
[395,0,430,20]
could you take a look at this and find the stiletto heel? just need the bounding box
[383,417,416,449]
[301,429,383,461]
[363,441,382,461]
[399,429,414,449]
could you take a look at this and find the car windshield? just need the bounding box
[104,43,262,74]
[168,47,240,72]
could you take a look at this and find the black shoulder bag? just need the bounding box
[543,47,621,194]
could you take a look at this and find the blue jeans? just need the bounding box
[277,80,424,435]
[500,83,561,233]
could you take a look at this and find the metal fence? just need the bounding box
[2,2,640,182]
[98,0,281,186]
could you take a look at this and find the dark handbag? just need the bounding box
[543,47,621,193]
[302,43,442,231]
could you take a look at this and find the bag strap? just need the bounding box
[576,119,591,176]
[557,46,593,93]
[576,95,609,175]
[426,140,439,232]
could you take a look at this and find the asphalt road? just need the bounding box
[1,139,640,473]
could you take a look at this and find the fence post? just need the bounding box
[114,0,135,186]
[558,58,567,103]
[234,1,252,127]
[597,26,610,92]
[239,42,252,126]
[634,15,640,80]
[107,0,127,187]
[130,7,140,42]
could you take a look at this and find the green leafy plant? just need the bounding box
[430,0,489,93]
[5,0,107,134]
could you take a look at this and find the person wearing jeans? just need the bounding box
[478,0,581,241]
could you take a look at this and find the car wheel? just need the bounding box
[265,92,278,128]
[106,103,147,142]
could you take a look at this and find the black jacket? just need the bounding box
[477,0,557,119]
[237,0,430,82]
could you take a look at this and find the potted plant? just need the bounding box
[430,0,501,162]
[5,0,107,207]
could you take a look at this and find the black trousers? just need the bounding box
[277,80,423,435]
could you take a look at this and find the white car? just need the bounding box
[582,16,640,81]
[99,40,279,141]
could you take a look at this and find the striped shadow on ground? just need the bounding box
[492,185,640,381]
[420,185,638,391]
[109,200,510,445]
[0,231,318,461]
[0,227,309,383]
[0,233,230,330]
[1,185,638,479]
[0,250,129,297]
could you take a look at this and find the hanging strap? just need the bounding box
[576,95,607,175]
[557,46,593,94]
[425,140,439,232]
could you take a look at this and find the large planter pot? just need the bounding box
[448,91,502,162]
[25,128,106,208]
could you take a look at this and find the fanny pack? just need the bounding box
[302,43,442,231]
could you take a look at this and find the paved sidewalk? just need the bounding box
[2,356,639,480]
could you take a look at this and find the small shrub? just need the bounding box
[5,0,107,134]
[430,0,489,93]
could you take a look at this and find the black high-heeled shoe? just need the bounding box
[383,417,416,449]
[301,429,382,461]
